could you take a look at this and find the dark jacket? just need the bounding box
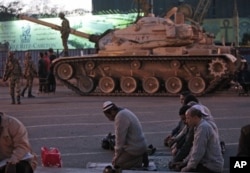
[38,58,47,78]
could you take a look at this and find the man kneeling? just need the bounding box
[102,101,148,170]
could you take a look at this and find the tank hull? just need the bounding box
[52,54,238,96]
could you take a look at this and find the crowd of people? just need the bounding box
[2,11,68,105]
[1,46,249,172]
[2,48,57,104]
[100,90,250,173]
[0,88,249,172]
[164,92,226,173]
[102,95,223,172]
[101,95,250,173]
[0,9,249,169]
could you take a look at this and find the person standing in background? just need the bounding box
[37,52,47,93]
[47,48,57,92]
[43,52,50,74]
[2,51,22,104]
[179,91,190,105]
[59,12,70,57]
[21,51,37,98]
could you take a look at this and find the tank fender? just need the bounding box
[222,54,237,63]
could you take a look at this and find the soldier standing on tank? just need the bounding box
[59,12,70,57]
[2,51,22,104]
[21,51,37,98]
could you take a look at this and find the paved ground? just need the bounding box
[36,166,180,173]
[0,79,249,173]
[0,77,48,87]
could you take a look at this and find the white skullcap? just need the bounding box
[192,104,209,116]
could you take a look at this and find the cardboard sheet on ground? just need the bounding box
[86,161,157,171]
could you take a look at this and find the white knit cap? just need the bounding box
[103,101,114,111]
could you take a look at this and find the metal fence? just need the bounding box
[0,48,97,78]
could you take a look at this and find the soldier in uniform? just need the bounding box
[21,51,37,98]
[2,51,22,104]
[59,12,70,57]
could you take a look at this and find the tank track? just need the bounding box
[52,55,234,97]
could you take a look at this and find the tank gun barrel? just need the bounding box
[18,15,94,40]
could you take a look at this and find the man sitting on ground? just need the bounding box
[180,106,224,173]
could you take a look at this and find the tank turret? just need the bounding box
[95,8,234,58]
[97,14,217,56]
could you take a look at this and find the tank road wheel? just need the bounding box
[142,77,160,94]
[85,60,95,70]
[99,76,116,93]
[165,77,183,94]
[56,63,73,80]
[208,58,227,77]
[131,60,141,70]
[120,76,137,94]
[188,77,206,94]
[170,60,181,69]
[78,76,95,93]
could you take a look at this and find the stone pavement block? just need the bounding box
[36,167,97,173]
[0,77,62,87]
[35,152,176,173]
[36,166,178,173]
[86,161,157,171]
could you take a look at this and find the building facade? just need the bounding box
[92,0,250,19]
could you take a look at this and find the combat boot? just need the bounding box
[17,96,21,104]
[11,95,15,104]
[28,91,35,98]
[21,88,26,97]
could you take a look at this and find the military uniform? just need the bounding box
[21,52,37,98]
[59,12,70,56]
[3,52,22,104]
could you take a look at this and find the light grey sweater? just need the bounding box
[114,108,147,157]
[183,119,224,172]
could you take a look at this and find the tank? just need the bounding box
[19,11,242,96]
